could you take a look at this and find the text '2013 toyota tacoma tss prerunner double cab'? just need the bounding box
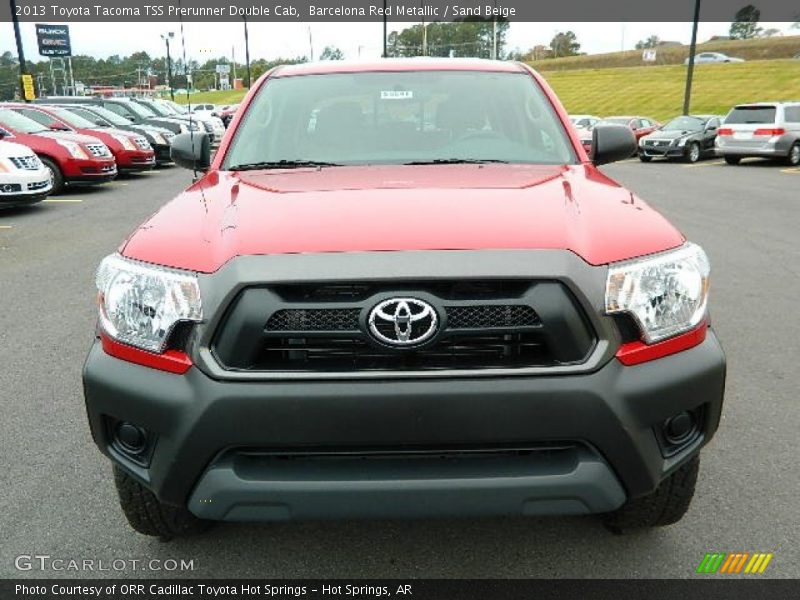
[83,59,726,539]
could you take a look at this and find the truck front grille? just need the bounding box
[212,279,596,374]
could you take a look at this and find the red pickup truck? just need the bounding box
[83,59,725,539]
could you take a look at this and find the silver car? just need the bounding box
[716,102,800,166]
[684,52,745,65]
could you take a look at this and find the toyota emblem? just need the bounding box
[368,298,438,347]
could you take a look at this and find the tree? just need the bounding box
[635,35,661,50]
[550,31,581,57]
[387,18,509,59]
[319,46,344,60]
[729,5,762,40]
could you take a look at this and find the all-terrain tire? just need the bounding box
[113,466,209,539]
[601,455,699,534]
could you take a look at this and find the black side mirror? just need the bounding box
[171,132,211,172]
[592,125,637,166]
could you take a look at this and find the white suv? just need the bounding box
[0,140,52,208]
[716,102,800,166]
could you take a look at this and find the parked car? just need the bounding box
[0,107,116,194]
[216,104,239,128]
[58,104,175,165]
[685,52,745,65]
[580,116,660,156]
[40,96,201,136]
[0,140,52,208]
[638,115,723,163]
[716,102,800,166]
[84,59,725,539]
[186,102,218,119]
[133,98,224,146]
[569,115,601,131]
[7,103,156,174]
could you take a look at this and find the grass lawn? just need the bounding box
[177,59,800,123]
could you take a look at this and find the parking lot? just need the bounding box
[0,158,798,578]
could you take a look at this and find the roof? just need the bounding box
[273,58,527,77]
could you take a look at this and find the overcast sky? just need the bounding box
[1,21,796,64]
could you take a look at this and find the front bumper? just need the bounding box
[0,171,51,206]
[116,150,156,172]
[83,330,726,521]
[61,157,117,183]
[639,145,686,159]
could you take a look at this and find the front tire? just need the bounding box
[113,466,209,539]
[39,156,64,194]
[786,142,800,167]
[601,455,699,534]
[724,156,741,165]
[685,142,701,163]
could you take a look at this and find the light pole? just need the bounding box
[382,0,388,57]
[683,0,702,115]
[161,31,175,101]
[243,17,251,88]
[10,0,31,102]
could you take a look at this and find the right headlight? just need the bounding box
[605,243,710,343]
[96,254,202,353]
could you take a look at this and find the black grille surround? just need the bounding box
[211,280,597,374]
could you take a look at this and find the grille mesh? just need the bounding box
[446,305,539,329]
[266,308,361,332]
[9,156,40,170]
[85,143,110,157]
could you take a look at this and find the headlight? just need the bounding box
[111,133,136,151]
[96,254,202,353]
[151,133,166,145]
[55,139,88,159]
[638,136,647,147]
[605,243,710,343]
[676,137,688,147]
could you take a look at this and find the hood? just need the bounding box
[647,130,699,141]
[121,164,685,273]
[0,140,35,157]
[37,130,104,145]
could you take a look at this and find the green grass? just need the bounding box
[176,59,800,123]
[175,89,247,105]
[531,35,800,71]
[540,60,800,122]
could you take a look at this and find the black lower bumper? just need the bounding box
[83,331,726,519]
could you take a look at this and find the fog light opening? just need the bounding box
[664,411,696,445]
[115,422,147,454]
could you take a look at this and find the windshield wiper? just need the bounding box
[403,158,510,165]
[229,160,342,171]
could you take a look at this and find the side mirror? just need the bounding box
[95,120,109,127]
[171,132,211,172]
[0,129,7,138]
[127,116,136,122]
[49,123,69,131]
[592,125,637,166]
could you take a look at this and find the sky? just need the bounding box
[1,21,797,64]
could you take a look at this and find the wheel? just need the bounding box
[113,466,209,539]
[685,142,701,163]
[724,156,741,165]
[786,143,800,167]
[601,455,699,534]
[39,156,64,194]
[638,155,652,163]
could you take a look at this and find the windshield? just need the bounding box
[125,102,156,118]
[0,108,48,134]
[137,101,170,117]
[662,116,705,132]
[726,106,777,125]
[48,107,97,129]
[597,118,631,126]
[70,106,128,126]
[224,71,576,169]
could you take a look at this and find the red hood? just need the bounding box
[37,130,104,145]
[121,164,684,273]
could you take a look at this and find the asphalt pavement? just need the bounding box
[1,158,798,579]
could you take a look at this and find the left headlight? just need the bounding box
[96,254,202,353]
[111,133,136,151]
[605,243,710,343]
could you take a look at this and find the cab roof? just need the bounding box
[273,58,529,77]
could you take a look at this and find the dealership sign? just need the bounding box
[35,24,72,57]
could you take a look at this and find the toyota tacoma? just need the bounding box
[83,59,726,538]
